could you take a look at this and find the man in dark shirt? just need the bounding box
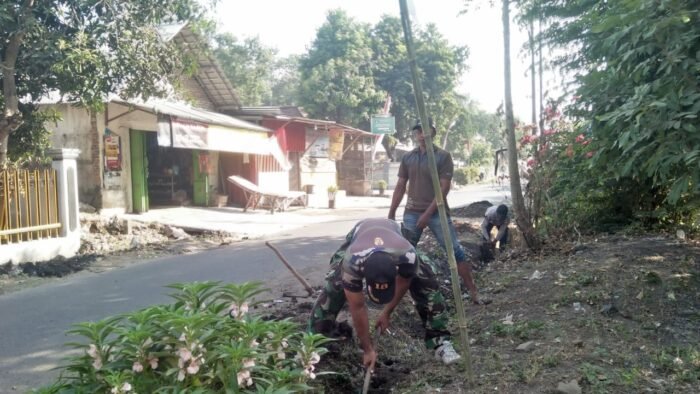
[388,120,482,304]
[309,218,461,369]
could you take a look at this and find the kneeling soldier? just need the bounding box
[309,218,461,369]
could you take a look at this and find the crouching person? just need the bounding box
[308,218,461,369]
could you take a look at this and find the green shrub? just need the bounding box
[35,282,331,393]
[453,166,481,186]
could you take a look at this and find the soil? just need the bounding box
[2,204,699,393]
[258,205,700,394]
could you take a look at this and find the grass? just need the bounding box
[490,319,546,341]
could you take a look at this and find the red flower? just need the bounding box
[582,140,590,146]
[527,158,536,167]
[575,134,585,143]
[565,144,574,158]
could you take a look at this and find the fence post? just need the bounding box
[48,149,81,239]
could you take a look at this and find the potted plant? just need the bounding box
[327,185,338,209]
[377,180,387,196]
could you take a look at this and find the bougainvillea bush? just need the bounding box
[35,282,331,393]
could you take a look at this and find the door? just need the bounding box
[130,130,149,213]
[192,150,209,206]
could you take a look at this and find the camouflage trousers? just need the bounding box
[308,245,452,349]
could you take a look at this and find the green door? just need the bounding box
[130,130,149,213]
[192,150,209,206]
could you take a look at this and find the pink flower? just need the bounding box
[575,134,585,143]
[92,358,102,370]
[132,361,144,373]
[121,383,132,392]
[586,151,595,158]
[148,356,159,369]
[527,158,536,167]
[582,140,590,146]
[187,360,200,375]
[309,352,321,364]
[177,369,186,382]
[243,358,256,368]
[237,369,253,386]
[543,129,556,136]
[178,348,192,362]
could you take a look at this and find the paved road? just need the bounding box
[0,183,509,392]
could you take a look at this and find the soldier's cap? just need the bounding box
[363,252,397,304]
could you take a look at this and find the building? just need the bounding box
[43,24,289,214]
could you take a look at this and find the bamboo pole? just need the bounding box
[398,0,474,382]
[23,169,30,240]
[13,169,20,243]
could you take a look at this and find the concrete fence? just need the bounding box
[0,149,81,265]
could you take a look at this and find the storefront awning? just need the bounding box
[112,99,290,169]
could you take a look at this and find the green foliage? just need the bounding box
[298,10,383,126]
[453,165,480,186]
[270,55,302,106]
[214,34,277,106]
[523,0,700,234]
[1,0,213,158]
[37,282,333,393]
[371,15,469,142]
[7,104,58,161]
[468,139,494,167]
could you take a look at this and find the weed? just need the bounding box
[489,320,546,341]
[653,346,700,383]
[620,367,641,387]
[513,357,541,383]
[574,272,596,287]
[643,271,662,285]
[580,362,612,392]
[543,352,560,368]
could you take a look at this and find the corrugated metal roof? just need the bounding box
[112,99,270,132]
[164,24,242,110]
[229,107,375,137]
[233,106,306,117]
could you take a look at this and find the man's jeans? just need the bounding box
[403,210,467,263]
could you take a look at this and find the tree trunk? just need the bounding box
[529,20,537,130]
[0,0,34,163]
[502,0,540,250]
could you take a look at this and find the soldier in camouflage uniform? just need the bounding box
[309,218,461,368]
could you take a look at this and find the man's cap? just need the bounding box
[412,117,435,131]
[363,252,397,304]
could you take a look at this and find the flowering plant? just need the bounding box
[35,282,332,393]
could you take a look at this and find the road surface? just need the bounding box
[0,183,509,392]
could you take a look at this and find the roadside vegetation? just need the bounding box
[2,0,699,392]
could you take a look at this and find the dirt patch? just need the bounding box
[258,216,700,393]
[0,213,240,295]
[2,205,699,392]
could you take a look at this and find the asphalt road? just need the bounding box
[0,183,509,392]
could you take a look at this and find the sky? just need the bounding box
[217,0,549,121]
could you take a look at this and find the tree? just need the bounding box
[525,0,700,229]
[371,15,469,141]
[0,0,211,162]
[268,55,301,106]
[214,33,276,106]
[298,10,383,126]
[502,0,540,249]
